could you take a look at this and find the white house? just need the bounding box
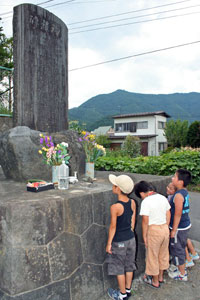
[109,111,170,156]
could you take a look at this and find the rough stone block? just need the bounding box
[81,224,107,264]
[13,4,68,133]
[0,278,70,300]
[0,127,85,181]
[0,200,63,247]
[64,194,93,234]
[0,246,51,295]
[48,232,83,281]
[70,263,104,300]
[93,191,116,226]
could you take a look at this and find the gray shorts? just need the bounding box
[106,237,136,275]
[169,229,189,266]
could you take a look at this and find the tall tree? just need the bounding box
[0,19,13,112]
[187,121,200,147]
[164,119,189,148]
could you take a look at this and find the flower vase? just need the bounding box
[52,165,60,184]
[85,162,95,179]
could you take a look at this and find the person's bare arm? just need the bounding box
[142,215,149,248]
[171,194,184,238]
[166,209,171,226]
[106,204,118,254]
[131,199,136,231]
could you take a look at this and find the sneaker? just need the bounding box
[168,270,188,281]
[185,259,195,268]
[190,253,200,260]
[168,264,177,272]
[107,288,121,300]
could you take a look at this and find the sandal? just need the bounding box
[143,275,160,289]
[159,279,165,284]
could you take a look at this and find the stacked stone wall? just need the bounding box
[0,174,171,299]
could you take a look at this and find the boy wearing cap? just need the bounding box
[106,174,136,300]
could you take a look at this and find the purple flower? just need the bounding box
[79,138,82,142]
[61,155,65,158]
[58,150,61,153]
[40,138,44,144]
[47,144,50,147]
[45,136,48,144]
[49,136,52,141]
[50,142,54,147]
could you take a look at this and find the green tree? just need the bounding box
[122,135,141,157]
[187,121,200,147]
[96,135,111,148]
[0,20,13,112]
[164,119,188,148]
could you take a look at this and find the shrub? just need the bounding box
[95,149,200,184]
[122,135,141,158]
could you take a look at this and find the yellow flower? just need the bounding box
[82,131,86,135]
[38,150,42,154]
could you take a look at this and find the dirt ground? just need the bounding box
[101,240,200,300]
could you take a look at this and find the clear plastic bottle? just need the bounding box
[58,161,69,190]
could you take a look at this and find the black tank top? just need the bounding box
[113,199,135,242]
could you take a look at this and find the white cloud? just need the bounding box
[1,0,200,109]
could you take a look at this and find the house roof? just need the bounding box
[93,126,112,135]
[109,134,157,140]
[113,111,171,119]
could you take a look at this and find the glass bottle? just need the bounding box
[58,161,69,190]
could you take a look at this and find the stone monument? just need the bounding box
[13,4,68,132]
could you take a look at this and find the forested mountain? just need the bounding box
[69,90,200,131]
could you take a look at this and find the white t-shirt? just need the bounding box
[140,193,171,225]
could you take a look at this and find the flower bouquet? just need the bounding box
[38,134,70,166]
[79,131,106,163]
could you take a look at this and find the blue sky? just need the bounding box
[1,0,200,108]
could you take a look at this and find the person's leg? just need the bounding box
[152,275,159,287]
[145,226,161,287]
[125,271,133,290]
[158,224,169,282]
[187,239,197,255]
[185,246,192,261]
[124,238,136,296]
[178,263,186,275]
[158,270,164,282]
[117,274,126,294]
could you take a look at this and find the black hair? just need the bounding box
[134,181,155,198]
[176,169,192,187]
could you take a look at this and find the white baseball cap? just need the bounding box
[109,174,134,194]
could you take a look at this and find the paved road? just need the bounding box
[189,192,200,242]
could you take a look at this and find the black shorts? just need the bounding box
[169,229,189,266]
[106,237,136,275]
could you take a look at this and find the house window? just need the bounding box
[158,142,165,152]
[115,122,137,132]
[137,121,148,129]
[158,121,165,129]
[115,123,123,132]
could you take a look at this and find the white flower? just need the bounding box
[61,142,68,147]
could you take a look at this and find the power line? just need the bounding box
[0,0,194,20]
[45,0,116,7]
[69,3,200,30]
[69,10,200,34]
[67,0,194,25]
[0,0,57,16]
[69,40,200,71]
